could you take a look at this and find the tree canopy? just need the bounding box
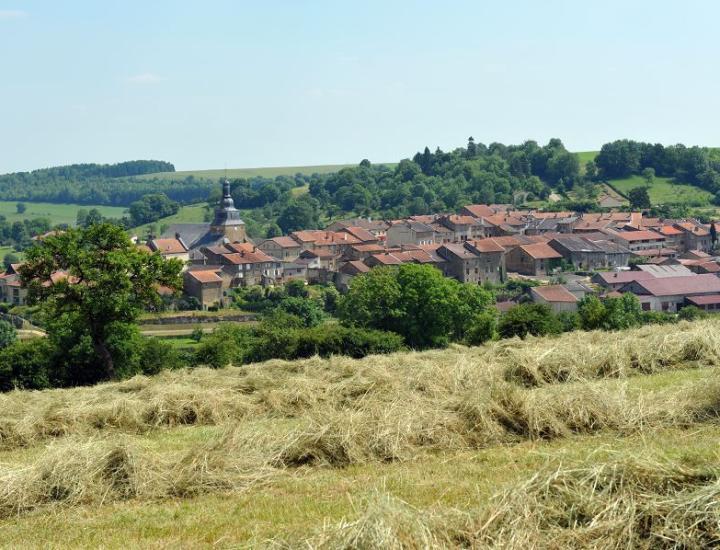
[338,264,494,348]
[19,223,183,380]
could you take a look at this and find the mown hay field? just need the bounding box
[3,320,720,548]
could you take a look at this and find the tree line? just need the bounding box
[592,140,720,199]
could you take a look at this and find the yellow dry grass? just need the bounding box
[2,319,720,546]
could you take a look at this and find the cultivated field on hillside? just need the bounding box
[610,175,713,205]
[136,164,361,181]
[3,320,720,547]
[0,201,126,226]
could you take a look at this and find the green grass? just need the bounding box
[609,175,713,205]
[0,201,126,227]
[129,203,209,237]
[136,164,361,181]
[576,150,598,168]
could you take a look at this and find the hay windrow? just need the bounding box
[3,320,720,451]
[291,456,720,549]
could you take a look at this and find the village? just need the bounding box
[1,180,718,317]
[8,178,707,318]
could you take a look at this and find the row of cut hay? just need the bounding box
[3,320,720,451]
[0,429,276,518]
[274,376,720,467]
[292,456,720,549]
[3,376,720,518]
[501,320,720,387]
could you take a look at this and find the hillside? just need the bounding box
[3,320,720,547]
[136,163,367,181]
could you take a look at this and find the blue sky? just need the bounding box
[1,1,719,173]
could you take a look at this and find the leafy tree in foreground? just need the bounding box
[19,223,183,380]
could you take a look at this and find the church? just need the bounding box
[161,179,248,253]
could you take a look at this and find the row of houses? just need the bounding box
[147,186,716,308]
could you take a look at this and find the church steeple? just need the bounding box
[211,179,246,241]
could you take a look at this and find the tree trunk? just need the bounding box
[93,338,116,380]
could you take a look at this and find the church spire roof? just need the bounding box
[211,179,244,231]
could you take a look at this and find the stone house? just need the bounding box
[505,243,563,276]
[530,284,579,313]
[386,220,437,247]
[257,236,302,261]
[437,215,486,241]
[183,269,224,309]
[547,236,631,270]
[619,273,720,312]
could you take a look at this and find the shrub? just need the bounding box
[556,311,581,332]
[678,305,708,322]
[0,320,17,349]
[285,279,309,298]
[498,303,561,339]
[193,324,256,369]
[277,296,324,328]
[0,338,54,391]
[464,311,497,345]
[137,337,185,375]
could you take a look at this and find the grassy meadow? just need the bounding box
[129,203,209,237]
[3,320,720,547]
[0,201,126,226]
[610,175,713,205]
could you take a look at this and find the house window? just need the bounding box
[662,302,670,311]
[642,302,651,311]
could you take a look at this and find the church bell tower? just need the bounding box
[211,179,246,241]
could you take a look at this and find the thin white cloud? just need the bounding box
[126,73,165,84]
[0,10,28,20]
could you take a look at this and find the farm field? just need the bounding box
[0,201,126,226]
[129,203,209,237]
[3,320,720,547]
[609,175,713,205]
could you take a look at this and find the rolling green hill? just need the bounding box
[0,201,126,226]
[3,321,720,546]
[136,163,363,181]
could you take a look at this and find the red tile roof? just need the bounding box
[149,238,188,254]
[594,271,656,285]
[659,225,682,236]
[188,270,223,283]
[519,243,563,260]
[221,249,276,264]
[462,204,496,218]
[341,226,377,242]
[630,274,720,297]
[532,285,578,303]
[468,238,505,253]
[264,236,301,248]
[613,230,665,242]
[686,295,720,306]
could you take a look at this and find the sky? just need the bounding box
[1,0,719,173]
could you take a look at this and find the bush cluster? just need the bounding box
[194,320,404,369]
